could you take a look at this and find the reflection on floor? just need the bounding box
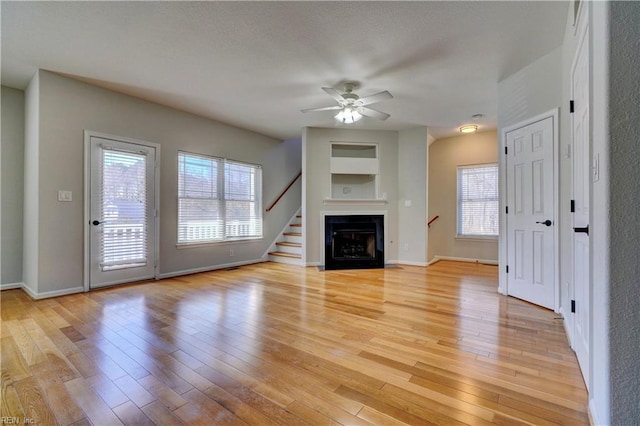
[0,260,588,425]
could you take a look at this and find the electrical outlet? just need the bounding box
[403,243,409,251]
[58,190,72,202]
[229,249,235,257]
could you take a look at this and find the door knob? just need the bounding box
[92,220,102,226]
[536,219,552,226]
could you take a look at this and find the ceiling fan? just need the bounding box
[301,82,393,123]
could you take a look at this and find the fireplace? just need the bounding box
[324,215,384,270]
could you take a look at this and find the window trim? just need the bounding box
[456,163,499,238]
[177,151,263,246]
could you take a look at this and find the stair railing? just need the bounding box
[265,171,302,212]
[428,215,440,228]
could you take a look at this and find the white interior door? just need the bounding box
[506,116,556,310]
[571,20,590,390]
[87,135,158,289]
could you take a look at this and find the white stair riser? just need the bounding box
[268,254,302,265]
[276,244,302,255]
[283,234,302,244]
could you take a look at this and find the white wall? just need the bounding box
[428,130,498,263]
[398,127,429,266]
[589,2,610,423]
[25,70,300,296]
[23,73,40,295]
[1,87,25,285]
[498,47,563,129]
[497,46,563,298]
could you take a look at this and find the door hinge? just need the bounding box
[571,299,576,313]
[504,146,508,155]
[570,100,575,113]
[506,265,509,274]
[570,199,575,213]
[505,206,509,214]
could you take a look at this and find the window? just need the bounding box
[178,152,262,244]
[457,164,499,237]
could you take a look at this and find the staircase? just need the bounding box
[268,213,303,265]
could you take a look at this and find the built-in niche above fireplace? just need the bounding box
[324,214,384,270]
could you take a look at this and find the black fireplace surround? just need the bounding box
[324,215,384,270]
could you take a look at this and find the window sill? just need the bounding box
[455,235,498,242]
[176,237,262,249]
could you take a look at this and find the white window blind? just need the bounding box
[457,164,499,237]
[100,148,148,270]
[178,152,262,244]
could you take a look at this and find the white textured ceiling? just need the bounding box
[1,1,568,140]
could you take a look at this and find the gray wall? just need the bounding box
[1,86,25,285]
[398,127,429,266]
[24,70,300,296]
[303,127,400,265]
[427,130,498,263]
[302,126,428,266]
[607,1,640,423]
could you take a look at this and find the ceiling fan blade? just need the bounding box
[322,87,346,102]
[301,105,342,113]
[358,106,391,121]
[357,90,393,106]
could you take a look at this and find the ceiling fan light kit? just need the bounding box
[302,82,393,124]
[335,106,362,124]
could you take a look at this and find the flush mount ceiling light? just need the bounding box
[459,125,478,133]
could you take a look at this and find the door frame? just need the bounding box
[83,130,161,292]
[499,109,560,312]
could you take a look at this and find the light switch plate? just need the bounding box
[58,190,72,202]
[404,200,412,207]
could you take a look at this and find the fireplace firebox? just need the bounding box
[324,215,384,270]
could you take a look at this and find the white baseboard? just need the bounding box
[588,399,604,426]
[558,306,573,346]
[394,260,428,267]
[20,284,84,300]
[157,258,265,279]
[304,261,322,267]
[432,255,499,265]
[0,282,23,291]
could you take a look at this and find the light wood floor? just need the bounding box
[1,260,589,425]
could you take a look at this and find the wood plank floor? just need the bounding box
[0,260,589,425]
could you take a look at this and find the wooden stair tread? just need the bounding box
[268,251,301,259]
[283,232,302,237]
[276,241,302,247]
[290,223,302,227]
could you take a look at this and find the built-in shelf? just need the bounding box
[330,142,379,199]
